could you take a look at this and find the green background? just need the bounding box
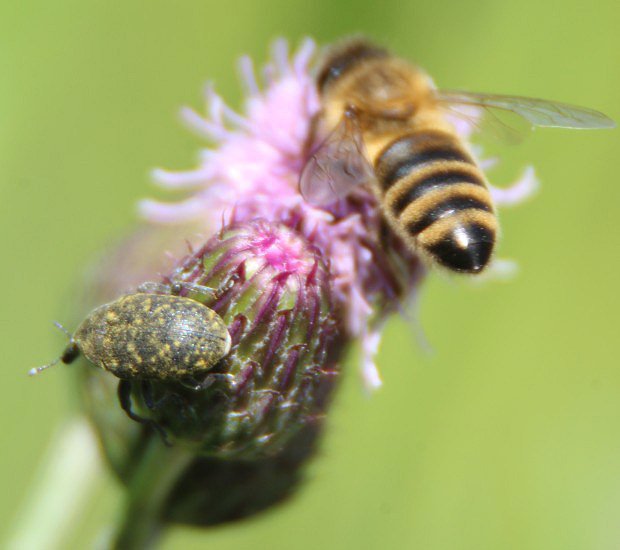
[2,1,619,549]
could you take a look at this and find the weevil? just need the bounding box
[31,281,231,435]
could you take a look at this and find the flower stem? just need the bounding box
[112,436,195,550]
[6,417,101,550]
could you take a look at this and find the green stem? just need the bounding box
[112,437,195,550]
[6,417,102,550]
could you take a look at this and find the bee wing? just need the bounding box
[299,114,375,206]
[437,90,615,130]
[442,101,530,145]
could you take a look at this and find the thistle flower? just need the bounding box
[77,220,345,533]
[70,38,538,541]
[140,38,426,390]
[128,220,342,458]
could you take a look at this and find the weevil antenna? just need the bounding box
[52,321,72,339]
[28,358,60,376]
[29,323,78,376]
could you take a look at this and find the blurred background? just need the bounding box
[2,1,619,549]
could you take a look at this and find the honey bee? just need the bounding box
[300,39,615,273]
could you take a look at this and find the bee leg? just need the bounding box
[379,216,392,250]
[117,380,171,446]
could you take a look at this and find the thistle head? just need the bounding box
[68,37,537,529]
[126,220,343,458]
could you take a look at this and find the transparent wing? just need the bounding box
[437,90,616,129]
[299,113,375,206]
[442,102,531,145]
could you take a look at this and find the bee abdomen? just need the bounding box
[397,184,492,234]
[376,130,497,273]
[389,168,486,216]
[417,212,497,273]
[376,130,478,192]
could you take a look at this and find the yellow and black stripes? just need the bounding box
[386,163,486,216]
[398,183,493,235]
[375,129,497,272]
[376,131,476,191]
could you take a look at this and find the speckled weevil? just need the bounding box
[30,281,231,429]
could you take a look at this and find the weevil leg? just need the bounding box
[141,379,158,411]
[117,380,145,423]
[182,372,234,392]
[174,281,217,298]
[136,281,170,294]
[137,280,217,299]
[141,380,185,412]
[117,380,171,446]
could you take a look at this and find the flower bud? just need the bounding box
[123,220,343,459]
[75,220,345,524]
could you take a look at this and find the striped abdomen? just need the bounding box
[375,129,497,273]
